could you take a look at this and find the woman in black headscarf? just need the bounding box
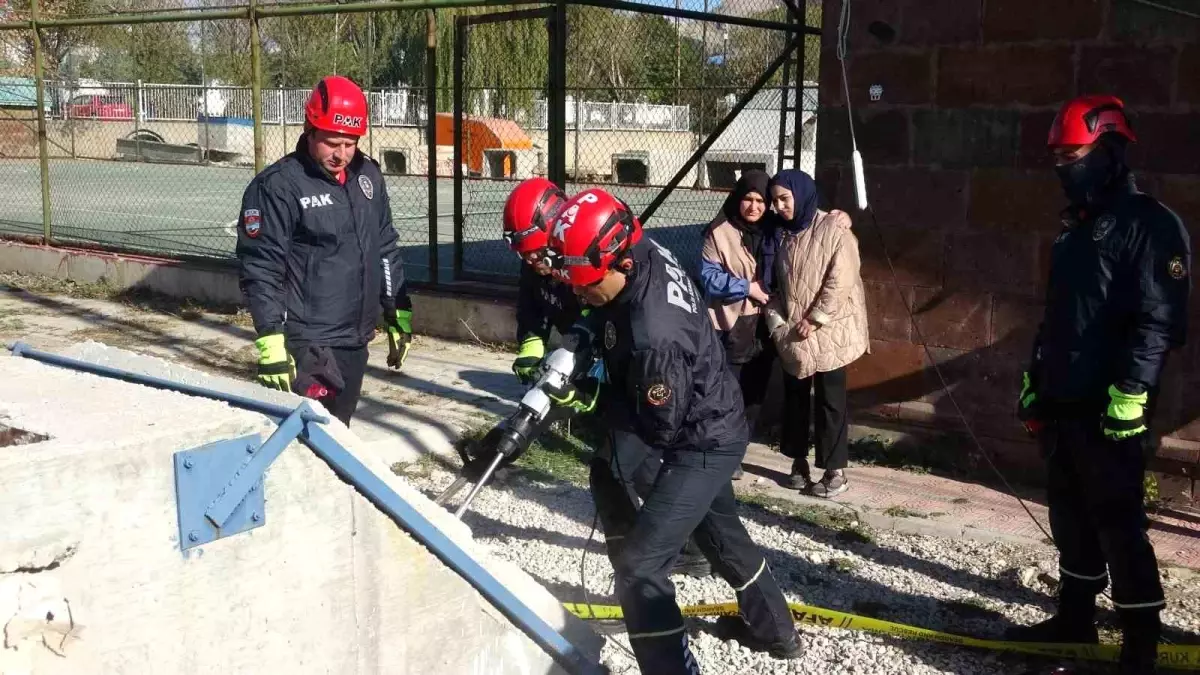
[699,170,780,465]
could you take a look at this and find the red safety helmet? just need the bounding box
[1047,94,1137,148]
[502,177,568,254]
[547,188,643,287]
[304,75,368,137]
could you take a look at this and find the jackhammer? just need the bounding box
[436,335,599,518]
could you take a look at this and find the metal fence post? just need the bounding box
[31,0,52,245]
[134,78,143,159]
[250,0,265,173]
[546,0,567,188]
[572,90,580,182]
[425,9,439,285]
[278,85,285,159]
[452,16,466,280]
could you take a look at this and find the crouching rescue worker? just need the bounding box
[503,176,581,385]
[236,74,413,426]
[547,188,802,673]
[500,177,714,579]
[1008,95,1191,675]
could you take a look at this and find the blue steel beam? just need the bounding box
[8,342,328,424]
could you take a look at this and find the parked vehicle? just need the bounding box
[68,94,133,120]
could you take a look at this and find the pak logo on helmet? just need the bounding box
[243,209,261,238]
[358,175,374,200]
[552,191,599,242]
[332,113,364,130]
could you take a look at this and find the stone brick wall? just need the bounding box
[814,0,1200,472]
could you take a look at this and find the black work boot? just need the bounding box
[713,615,803,660]
[785,457,813,491]
[1005,582,1100,644]
[1118,608,1161,675]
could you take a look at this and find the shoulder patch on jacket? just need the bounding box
[646,383,672,406]
[1169,255,1187,280]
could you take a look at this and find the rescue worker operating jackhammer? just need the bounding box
[236,75,413,426]
[503,176,581,386]
[1007,95,1191,675]
[498,177,713,579]
[546,188,802,673]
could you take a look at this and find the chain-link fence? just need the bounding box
[0,0,820,288]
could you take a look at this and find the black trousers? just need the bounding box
[293,345,369,426]
[727,338,776,435]
[1041,416,1164,610]
[590,434,794,675]
[780,367,849,471]
[591,430,706,565]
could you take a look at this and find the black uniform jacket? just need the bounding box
[516,263,584,344]
[1031,174,1191,404]
[236,135,411,348]
[594,238,748,452]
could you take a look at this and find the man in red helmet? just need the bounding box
[503,176,581,384]
[235,74,413,426]
[545,188,802,674]
[1008,95,1191,674]
[497,176,715,579]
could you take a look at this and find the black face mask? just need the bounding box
[1054,143,1120,207]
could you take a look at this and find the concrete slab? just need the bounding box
[0,342,601,674]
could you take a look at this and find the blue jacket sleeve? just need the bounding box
[699,258,749,303]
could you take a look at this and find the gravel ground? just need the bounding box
[399,459,1200,675]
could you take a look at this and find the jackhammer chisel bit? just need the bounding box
[436,345,593,519]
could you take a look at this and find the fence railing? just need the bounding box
[534,97,692,132]
[29,79,430,127]
[24,78,698,132]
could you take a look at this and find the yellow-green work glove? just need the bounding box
[387,309,412,370]
[547,381,600,415]
[1104,384,1148,440]
[254,333,294,392]
[512,336,545,385]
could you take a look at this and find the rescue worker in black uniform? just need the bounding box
[502,176,584,385]
[546,188,802,674]
[499,177,714,579]
[236,75,413,426]
[1007,95,1191,674]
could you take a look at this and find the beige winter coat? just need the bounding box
[701,219,761,332]
[768,208,870,380]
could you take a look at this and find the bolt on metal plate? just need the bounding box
[173,434,267,552]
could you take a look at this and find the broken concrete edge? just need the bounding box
[4,340,605,668]
[0,240,523,348]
